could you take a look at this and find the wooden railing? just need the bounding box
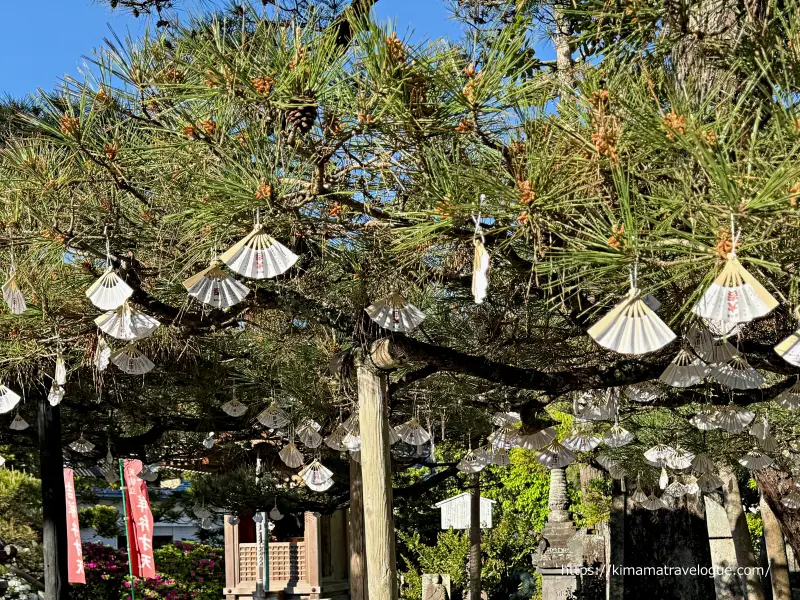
[238,542,307,585]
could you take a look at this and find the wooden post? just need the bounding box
[760,494,792,600]
[357,357,397,600]
[349,456,367,600]
[469,472,481,600]
[37,394,69,600]
[223,516,240,599]
[305,512,322,595]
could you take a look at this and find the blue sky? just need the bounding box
[0,0,472,98]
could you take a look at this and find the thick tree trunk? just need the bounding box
[349,456,368,600]
[357,360,397,600]
[469,472,481,600]
[37,394,69,600]
[754,467,800,561]
[579,464,604,502]
[760,494,792,600]
[720,465,765,600]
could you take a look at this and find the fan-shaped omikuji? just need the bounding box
[659,349,709,388]
[691,453,716,475]
[365,292,426,332]
[472,239,490,304]
[640,494,667,511]
[183,262,250,308]
[219,224,298,279]
[603,424,635,448]
[738,451,774,470]
[776,381,800,410]
[457,449,487,473]
[587,289,676,355]
[396,417,431,446]
[95,302,161,341]
[68,436,95,454]
[299,459,334,492]
[278,441,304,469]
[698,473,724,493]
[491,448,510,466]
[562,431,601,452]
[536,440,577,468]
[297,421,323,448]
[692,254,778,323]
[257,402,290,429]
[324,423,348,451]
[110,344,155,375]
[2,271,25,315]
[690,409,720,431]
[520,427,556,449]
[85,268,134,310]
[715,405,756,434]
[9,413,28,431]
[774,321,800,366]
[0,385,21,415]
[137,465,158,482]
[221,399,247,417]
[710,356,765,390]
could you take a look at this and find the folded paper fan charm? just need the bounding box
[472,239,490,304]
[183,262,250,308]
[711,356,764,390]
[562,430,601,452]
[396,417,431,446]
[69,436,95,454]
[687,325,714,358]
[488,425,521,450]
[692,254,778,323]
[536,441,577,468]
[2,270,26,315]
[782,491,800,509]
[776,381,800,410]
[85,268,133,310]
[365,292,425,332]
[95,302,160,341]
[659,350,709,388]
[270,501,284,521]
[222,399,247,417]
[738,451,774,470]
[492,412,521,426]
[644,444,676,464]
[110,344,155,375]
[220,224,298,279]
[491,448,510,466]
[48,385,64,407]
[749,415,770,440]
[279,441,304,469]
[665,447,695,470]
[690,409,720,431]
[325,423,349,451]
[640,494,667,511]
[0,385,21,414]
[10,413,28,431]
[343,426,362,452]
[697,473,724,493]
[520,427,556,450]
[587,288,676,355]
[691,453,716,475]
[775,317,800,367]
[702,317,743,340]
[759,434,779,453]
[457,449,488,473]
[631,485,648,504]
[603,423,635,448]
[299,459,334,492]
[297,421,323,449]
[257,402,290,429]
[625,383,662,404]
[664,481,687,498]
[715,405,755,434]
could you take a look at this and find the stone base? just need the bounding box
[543,521,577,548]
[538,567,579,600]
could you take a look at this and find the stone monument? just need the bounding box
[422,574,450,600]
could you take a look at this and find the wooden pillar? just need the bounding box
[305,512,322,597]
[720,465,764,600]
[38,394,69,600]
[357,358,397,600]
[349,456,368,600]
[469,472,481,600]
[608,479,625,600]
[224,516,240,599]
[761,494,792,600]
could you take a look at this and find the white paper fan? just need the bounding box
[325,423,349,451]
[697,473,723,493]
[297,421,323,449]
[749,415,770,440]
[691,453,716,475]
[10,413,28,431]
[631,486,649,504]
[270,504,284,521]
[136,465,158,482]
[95,302,160,341]
[111,344,155,375]
[257,402,290,429]
[576,389,620,421]
[48,385,64,407]
[687,325,714,358]
[343,426,362,452]
[644,444,676,463]
[520,427,556,450]
[689,409,720,431]
[625,383,662,404]
[0,385,21,415]
[492,412,521,426]
[94,337,111,372]
[220,225,299,279]
[759,434,779,453]
[69,436,95,454]
[640,494,667,511]
[536,441,577,468]
[365,292,426,332]
[2,271,26,315]
[664,481,687,498]
[775,381,800,411]
[488,425,521,450]
[703,317,743,340]
[278,442,304,469]
[85,268,133,310]
[587,289,676,355]
[683,476,700,496]
[659,350,709,388]
[183,262,250,308]
[388,425,401,446]
[299,459,334,492]
[715,405,755,434]
[562,431,601,452]
[775,326,800,367]
[738,451,774,470]
[711,356,764,390]
[665,448,695,470]
[491,448,510,467]
[472,239,490,304]
[0,455,5,468]
[782,491,800,509]
[692,255,778,323]
[222,399,247,417]
[603,424,635,448]
[457,449,488,473]
[397,417,431,446]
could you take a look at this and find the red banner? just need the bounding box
[63,468,85,584]
[122,459,156,578]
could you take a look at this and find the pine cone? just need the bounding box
[286,90,317,133]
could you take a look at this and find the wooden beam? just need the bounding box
[357,356,397,600]
[469,473,481,600]
[349,456,368,600]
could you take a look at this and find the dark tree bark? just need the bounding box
[754,467,800,564]
[469,472,481,600]
[37,394,69,600]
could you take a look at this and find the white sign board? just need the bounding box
[434,493,495,530]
